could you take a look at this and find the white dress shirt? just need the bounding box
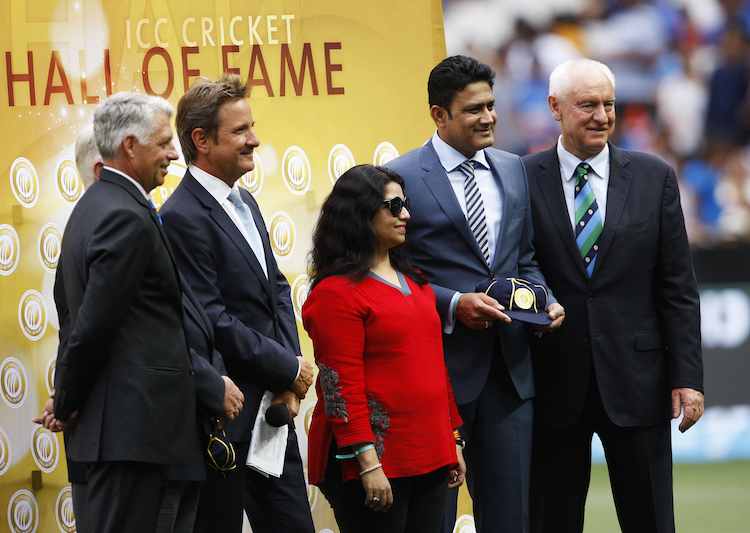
[190,164,268,278]
[431,132,503,261]
[556,137,610,229]
[103,166,151,201]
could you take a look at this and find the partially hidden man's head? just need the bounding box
[177,75,259,186]
[428,55,497,158]
[74,124,103,190]
[94,92,178,193]
[548,58,616,160]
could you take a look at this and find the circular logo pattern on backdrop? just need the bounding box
[327,144,356,183]
[269,212,296,258]
[46,356,56,396]
[18,290,48,341]
[55,486,76,533]
[0,357,28,409]
[38,223,62,272]
[239,154,265,196]
[454,514,477,533]
[0,426,12,476]
[30,426,59,474]
[0,224,21,276]
[290,274,310,322]
[56,160,83,203]
[7,489,39,533]
[9,157,39,208]
[281,146,311,195]
[372,141,400,166]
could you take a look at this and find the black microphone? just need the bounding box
[265,403,291,427]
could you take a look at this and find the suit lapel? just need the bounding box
[591,145,632,277]
[484,152,508,270]
[181,278,212,343]
[419,143,488,266]
[535,150,588,278]
[101,171,184,287]
[184,173,273,300]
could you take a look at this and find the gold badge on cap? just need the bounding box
[513,286,535,310]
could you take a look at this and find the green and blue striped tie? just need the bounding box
[574,162,603,277]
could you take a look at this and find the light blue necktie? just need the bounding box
[226,188,268,278]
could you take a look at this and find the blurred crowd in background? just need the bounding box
[443,0,750,246]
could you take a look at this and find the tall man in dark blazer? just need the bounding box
[160,76,315,533]
[387,55,565,533]
[52,93,201,533]
[524,58,704,533]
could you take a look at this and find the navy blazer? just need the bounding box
[524,144,702,428]
[160,171,299,442]
[387,140,550,405]
[54,169,200,465]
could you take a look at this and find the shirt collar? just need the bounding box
[189,164,239,204]
[102,166,150,201]
[431,131,489,173]
[556,137,610,182]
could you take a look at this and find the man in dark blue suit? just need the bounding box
[160,76,315,533]
[387,55,565,533]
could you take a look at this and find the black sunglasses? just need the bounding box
[382,197,409,216]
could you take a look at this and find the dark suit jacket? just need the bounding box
[160,171,299,442]
[387,141,551,405]
[53,169,201,466]
[524,144,703,428]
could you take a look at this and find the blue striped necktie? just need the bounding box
[457,160,491,265]
[574,162,603,277]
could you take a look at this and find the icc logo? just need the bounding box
[38,224,62,272]
[454,515,477,533]
[290,274,310,322]
[281,146,311,195]
[0,357,28,409]
[46,357,56,396]
[327,144,356,183]
[7,489,39,533]
[55,486,76,532]
[0,224,21,277]
[31,426,59,474]
[18,290,48,342]
[56,160,83,203]
[269,212,296,259]
[240,153,265,196]
[0,426,11,476]
[372,142,400,166]
[9,157,39,208]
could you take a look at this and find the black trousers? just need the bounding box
[531,377,675,533]
[322,466,449,533]
[194,428,314,533]
[84,461,165,533]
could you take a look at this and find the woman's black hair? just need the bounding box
[309,164,426,288]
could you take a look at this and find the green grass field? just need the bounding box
[584,461,750,533]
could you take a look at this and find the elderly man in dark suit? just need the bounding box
[52,92,200,533]
[524,58,704,533]
[160,75,315,533]
[386,55,565,533]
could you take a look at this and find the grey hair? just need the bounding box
[549,59,616,99]
[93,92,173,159]
[74,124,102,190]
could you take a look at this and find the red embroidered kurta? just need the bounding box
[302,274,462,484]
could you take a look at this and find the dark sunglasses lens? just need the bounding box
[386,197,407,216]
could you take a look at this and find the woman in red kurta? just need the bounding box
[302,165,465,533]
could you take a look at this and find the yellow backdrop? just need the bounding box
[0,1,478,531]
